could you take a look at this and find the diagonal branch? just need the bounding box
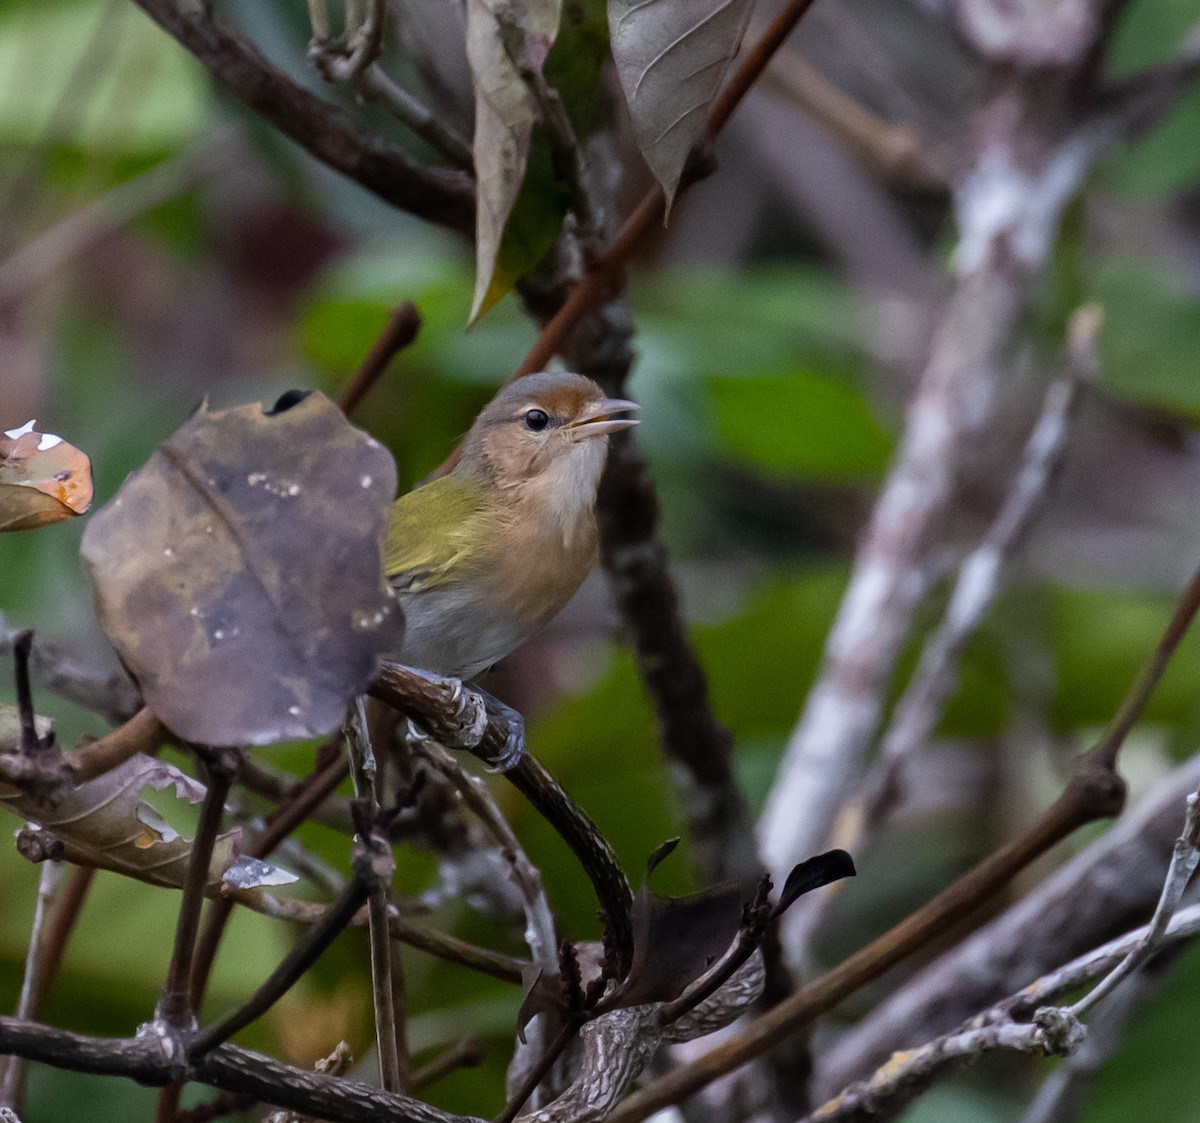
[126,0,474,234]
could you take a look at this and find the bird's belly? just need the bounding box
[392,584,531,680]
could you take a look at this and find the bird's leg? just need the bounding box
[372,662,527,771]
[471,685,527,773]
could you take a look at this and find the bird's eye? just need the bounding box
[524,409,550,432]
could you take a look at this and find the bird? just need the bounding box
[384,370,638,701]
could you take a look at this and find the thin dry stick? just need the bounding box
[129,0,475,234]
[496,1016,583,1123]
[30,866,95,1010]
[370,662,635,975]
[188,875,372,1059]
[0,861,62,1109]
[1064,786,1200,1020]
[232,887,530,983]
[69,707,167,783]
[337,302,422,416]
[802,1014,1084,1123]
[347,698,403,1093]
[157,750,239,1029]
[156,750,240,1123]
[759,47,949,187]
[812,840,1200,1123]
[604,558,1200,1123]
[415,741,557,973]
[189,747,350,1011]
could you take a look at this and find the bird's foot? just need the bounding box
[472,687,526,773]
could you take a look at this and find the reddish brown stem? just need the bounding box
[68,707,166,783]
[337,302,422,416]
[512,0,820,380]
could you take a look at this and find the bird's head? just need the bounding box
[461,372,639,502]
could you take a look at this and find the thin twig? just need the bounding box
[0,862,62,1109]
[1064,786,1200,1019]
[496,1017,583,1123]
[227,888,530,983]
[31,866,95,1012]
[370,662,634,977]
[188,875,372,1059]
[355,66,474,168]
[157,750,239,1030]
[825,312,1094,895]
[760,48,949,187]
[347,697,403,1093]
[415,741,557,974]
[129,0,474,234]
[337,302,422,416]
[0,1017,472,1123]
[69,707,167,783]
[802,1014,1084,1123]
[11,632,40,755]
[190,748,350,1011]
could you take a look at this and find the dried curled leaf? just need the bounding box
[0,420,93,531]
[608,0,753,211]
[80,392,402,747]
[466,0,563,322]
[0,752,291,890]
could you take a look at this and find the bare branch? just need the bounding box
[0,862,62,1109]
[370,662,634,976]
[803,1016,1083,1123]
[0,1017,472,1123]
[817,754,1200,1097]
[127,0,474,234]
[1062,786,1200,1019]
[802,309,1097,949]
[347,698,404,1092]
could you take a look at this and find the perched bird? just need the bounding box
[384,371,638,684]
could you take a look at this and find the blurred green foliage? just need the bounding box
[1,0,1200,1121]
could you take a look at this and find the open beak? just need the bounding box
[567,397,640,442]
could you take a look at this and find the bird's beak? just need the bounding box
[567,398,640,441]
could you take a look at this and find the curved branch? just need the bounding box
[128,0,474,234]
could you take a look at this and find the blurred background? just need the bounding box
[2,0,1200,1120]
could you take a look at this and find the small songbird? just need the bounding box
[384,371,638,683]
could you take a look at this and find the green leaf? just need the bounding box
[608,0,753,210]
[468,0,609,321]
[0,0,207,153]
[465,0,563,322]
[709,372,892,482]
[1087,261,1200,416]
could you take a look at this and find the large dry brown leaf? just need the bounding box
[609,0,754,210]
[0,420,93,532]
[466,0,562,322]
[80,392,402,747]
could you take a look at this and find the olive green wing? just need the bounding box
[383,476,486,593]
